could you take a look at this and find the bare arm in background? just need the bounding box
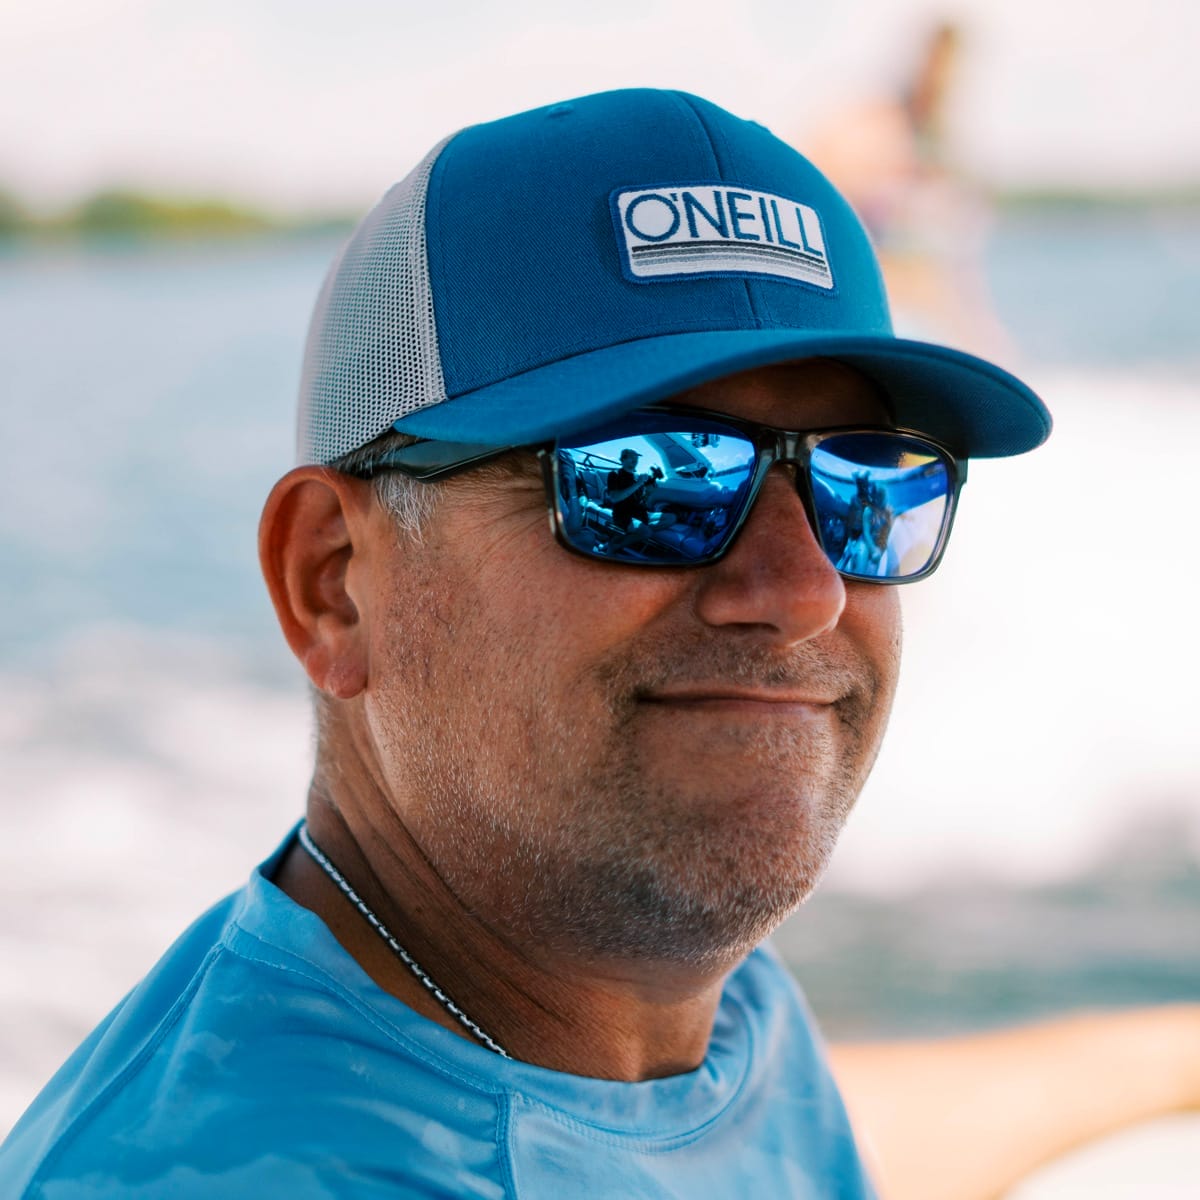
[829,1004,1200,1200]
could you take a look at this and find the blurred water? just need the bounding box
[987,208,1200,367]
[0,235,324,672]
[1,213,1198,1136]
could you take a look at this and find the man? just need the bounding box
[835,473,892,577]
[601,446,675,553]
[605,447,653,526]
[3,88,1194,1199]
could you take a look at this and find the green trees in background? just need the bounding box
[0,189,28,236]
[71,190,271,235]
[0,188,352,239]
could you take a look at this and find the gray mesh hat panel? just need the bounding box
[297,136,454,465]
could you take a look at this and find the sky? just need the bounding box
[4,0,1199,213]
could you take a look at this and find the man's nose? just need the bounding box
[692,467,846,643]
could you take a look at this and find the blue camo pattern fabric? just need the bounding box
[1,830,877,1198]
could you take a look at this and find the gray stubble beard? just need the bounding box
[393,632,884,972]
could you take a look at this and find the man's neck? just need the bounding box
[273,803,734,1081]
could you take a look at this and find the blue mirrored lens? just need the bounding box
[810,433,950,579]
[556,418,758,564]
[555,419,953,579]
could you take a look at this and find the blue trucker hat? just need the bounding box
[297,88,1050,465]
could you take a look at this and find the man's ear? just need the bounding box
[258,467,375,699]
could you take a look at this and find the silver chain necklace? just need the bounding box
[296,822,510,1058]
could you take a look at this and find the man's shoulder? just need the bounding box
[0,886,245,1196]
[0,840,509,1198]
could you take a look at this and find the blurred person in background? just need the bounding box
[806,20,1013,356]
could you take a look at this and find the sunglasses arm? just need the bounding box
[351,440,519,481]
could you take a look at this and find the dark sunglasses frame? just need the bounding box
[345,405,967,583]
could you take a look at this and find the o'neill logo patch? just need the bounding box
[613,184,834,289]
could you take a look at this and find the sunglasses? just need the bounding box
[350,406,966,583]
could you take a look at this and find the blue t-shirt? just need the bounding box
[1,829,876,1198]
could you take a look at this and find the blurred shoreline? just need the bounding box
[0,188,355,240]
[1,184,1198,242]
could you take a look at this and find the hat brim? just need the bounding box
[392,329,1050,458]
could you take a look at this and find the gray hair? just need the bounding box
[327,430,442,541]
[309,431,444,762]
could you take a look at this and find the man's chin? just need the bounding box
[530,831,839,970]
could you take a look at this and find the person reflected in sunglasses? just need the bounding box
[600,447,677,554]
[836,472,895,577]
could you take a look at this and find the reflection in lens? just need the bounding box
[810,434,950,579]
[556,418,953,579]
[557,418,757,564]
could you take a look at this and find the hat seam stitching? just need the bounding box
[424,131,456,400]
[675,92,766,327]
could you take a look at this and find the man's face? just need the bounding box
[356,360,902,969]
